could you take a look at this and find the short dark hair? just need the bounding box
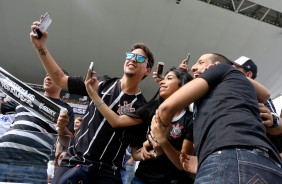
[210,53,231,65]
[131,43,154,69]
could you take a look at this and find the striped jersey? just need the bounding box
[62,76,147,168]
[0,98,74,164]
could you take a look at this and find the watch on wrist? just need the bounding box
[270,113,280,128]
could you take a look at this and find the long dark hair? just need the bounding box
[126,67,193,124]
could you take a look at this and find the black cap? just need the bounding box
[231,56,257,79]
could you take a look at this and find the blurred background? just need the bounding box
[1,0,282,111]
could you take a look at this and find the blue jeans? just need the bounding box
[195,147,282,184]
[0,161,47,183]
[131,175,144,184]
[53,164,122,184]
[121,164,135,184]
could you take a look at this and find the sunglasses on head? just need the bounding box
[126,52,147,63]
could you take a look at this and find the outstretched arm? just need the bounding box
[179,59,189,73]
[30,20,68,90]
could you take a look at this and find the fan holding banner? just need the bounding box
[0,69,74,183]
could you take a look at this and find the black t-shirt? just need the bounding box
[62,75,147,168]
[194,64,281,166]
[135,107,194,183]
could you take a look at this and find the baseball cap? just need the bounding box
[231,56,257,79]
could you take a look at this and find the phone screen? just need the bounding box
[156,62,164,78]
[89,62,94,77]
[186,52,190,64]
[34,12,52,39]
[39,12,52,32]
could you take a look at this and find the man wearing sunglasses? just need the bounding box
[30,19,154,184]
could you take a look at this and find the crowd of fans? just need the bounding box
[0,16,281,184]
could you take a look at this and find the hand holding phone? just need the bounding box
[179,52,190,72]
[34,12,52,39]
[156,62,165,79]
[185,52,191,65]
[89,62,94,78]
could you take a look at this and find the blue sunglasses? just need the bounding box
[125,52,147,63]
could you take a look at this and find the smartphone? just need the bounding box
[34,12,52,39]
[89,62,94,77]
[185,52,191,65]
[156,62,164,79]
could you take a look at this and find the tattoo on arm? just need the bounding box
[54,70,60,77]
[37,48,61,78]
[38,48,48,56]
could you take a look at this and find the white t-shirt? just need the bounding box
[0,114,15,137]
[47,160,55,178]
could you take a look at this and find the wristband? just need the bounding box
[95,100,105,108]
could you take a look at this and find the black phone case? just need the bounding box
[34,29,43,39]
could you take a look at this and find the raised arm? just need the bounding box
[179,59,189,73]
[84,73,142,128]
[30,20,68,90]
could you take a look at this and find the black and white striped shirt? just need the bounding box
[62,76,147,168]
[0,98,74,164]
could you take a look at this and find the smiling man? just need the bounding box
[0,74,74,184]
[30,20,154,184]
[157,53,282,183]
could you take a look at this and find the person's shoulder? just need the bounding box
[200,64,237,88]
[213,63,233,71]
[60,100,72,109]
[58,99,74,113]
[98,75,119,86]
[99,75,119,82]
[202,64,235,77]
[49,98,72,109]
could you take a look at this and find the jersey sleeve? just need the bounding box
[68,76,88,96]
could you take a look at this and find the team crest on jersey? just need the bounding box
[170,123,184,138]
[117,101,135,115]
